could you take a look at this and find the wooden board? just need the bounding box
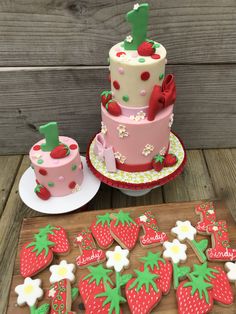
[0,0,236,66]
[7,201,236,313]
[1,64,236,154]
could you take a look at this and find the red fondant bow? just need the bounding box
[147,74,176,121]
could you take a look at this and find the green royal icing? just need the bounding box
[140,251,165,270]
[113,210,136,227]
[129,268,158,293]
[48,182,54,187]
[173,263,190,289]
[190,263,219,281]
[138,58,146,63]
[37,159,44,165]
[191,239,208,262]
[124,3,149,50]
[26,233,55,257]
[122,95,129,102]
[183,274,212,304]
[39,122,60,152]
[71,164,77,171]
[95,213,112,227]
[83,265,113,286]
[30,303,50,314]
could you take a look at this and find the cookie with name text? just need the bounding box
[195,202,216,235]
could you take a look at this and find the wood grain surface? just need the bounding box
[6,201,236,313]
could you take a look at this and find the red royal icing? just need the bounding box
[48,279,70,314]
[116,52,126,57]
[69,144,78,150]
[39,168,47,176]
[141,71,150,81]
[69,181,76,189]
[151,54,160,59]
[195,202,216,233]
[113,80,120,90]
[33,145,41,151]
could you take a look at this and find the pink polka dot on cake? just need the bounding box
[118,67,124,74]
[113,80,120,90]
[69,144,78,150]
[33,145,41,151]
[140,90,147,96]
[141,71,150,81]
[115,46,120,52]
[131,52,138,58]
[151,54,161,59]
[58,176,65,182]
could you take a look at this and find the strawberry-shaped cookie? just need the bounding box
[126,268,162,313]
[34,184,51,200]
[136,211,168,247]
[78,265,113,307]
[164,153,178,167]
[195,201,216,234]
[91,213,114,249]
[101,90,112,106]
[38,224,70,254]
[152,154,165,172]
[20,233,54,277]
[177,274,213,314]
[74,229,106,268]
[191,263,234,306]
[140,251,172,295]
[110,211,140,250]
[206,220,236,261]
[50,143,70,159]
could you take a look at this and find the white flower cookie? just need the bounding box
[106,245,129,272]
[225,262,236,282]
[49,260,75,284]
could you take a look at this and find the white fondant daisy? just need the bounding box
[169,113,174,128]
[163,239,187,264]
[72,184,80,193]
[139,215,148,222]
[171,220,197,241]
[15,277,43,307]
[142,144,154,156]
[133,3,140,10]
[101,122,107,135]
[126,35,133,43]
[117,125,128,138]
[159,146,167,156]
[225,262,236,281]
[114,152,126,164]
[49,260,75,284]
[106,245,129,272]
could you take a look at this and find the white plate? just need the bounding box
[19,156,101,214]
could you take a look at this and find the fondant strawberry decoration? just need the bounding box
[110,210,140,250]
[101,90,112,106]
[20,233,54,277]
[190,263,234,306]
[164,153,178,167]
[177,274,213,314]
[152,154,165,172]
[125,268,162,313]
[34,184,51,200]
[105,100,122,116]
[38,224,70,254]
[138,40,155,56]
[91,213,114,249]
[78,265,113,306]
[50,143,70,159]
[140,251,172,295]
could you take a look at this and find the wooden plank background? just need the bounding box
[0,0,236,153]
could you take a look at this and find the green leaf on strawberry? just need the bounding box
[153,154,164,163]
[101,90,112,97]
[96,285,126,314]
[95,213,112,227]
[113,210,136,226]
[190,263,219,281]
[129,269,159,293]
[26,233,55,256]
[83,265,113,286]
[184,274,212,304]
[140,251,165,270]
[38,224,59,236]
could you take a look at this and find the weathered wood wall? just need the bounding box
[1,0,236,153]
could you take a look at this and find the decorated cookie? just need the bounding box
[20,233,54,277]
[190,263,234,306]
[163,239,190,289]
[136,211,168,247]
[206,220,236,261]
[140,251,172,295]
[15,277,49,314]
[49,260,75,284]
[110,210,140,250]
[78,265,113,308]
[74,229,106,268]
[125,268,162,313]
[91,213,114,249]
[48,279,78,314]
[106,245,130,272]
[195,201,216,234]
[38,225,70,254]
[171,220,208,263]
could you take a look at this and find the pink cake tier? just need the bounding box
[30,136,83,197]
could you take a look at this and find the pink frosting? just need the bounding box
[101,105,173,166]
[29,136,83,197]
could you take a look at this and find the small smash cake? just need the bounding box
[30,122,83,200]
[94,3,177,173]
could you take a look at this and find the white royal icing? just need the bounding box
[106,245,129,272]
[49,260,75,284]
[225,262,236,281]
[139,215,148,222]
[163,239,188,264]
[15,277,43,307]
[171,220,197,241]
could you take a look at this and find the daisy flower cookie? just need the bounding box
[225,261,236,283]
[49,260,75,284]
[163,239,190,289]
[106,245,130,272]
[15,277,49,314]
[171,220,208,263]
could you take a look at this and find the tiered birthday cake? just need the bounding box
[30,122,83,200]
[94,3,177,173]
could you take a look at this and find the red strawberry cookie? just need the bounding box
[20,233,54,277]
[110,210,140,250]
[195,201,216,234]
[136,211,168,247]
[125,268,162,314]
[140,251,172,295]
[91,213,114,249]
[74,229,106,268]
[206,220,236,261]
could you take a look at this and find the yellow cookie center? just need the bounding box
[113,252,122,262]
[24,285,34,295]
[57,267,67,276]
[180,226,189,233]
[171,245,180,254]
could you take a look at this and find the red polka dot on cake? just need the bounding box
[151,54,161,59]
[69,181,76,189]
[39,168,47,176]
[113,80,120,90]
[69,144,78,150]
[141,72,150,81]
[33,145,41,151]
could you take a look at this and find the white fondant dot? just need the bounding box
[118,67,124,75]
[140,90,147,96]
[131,52,138,58]
[165,58,168,64]
[58,176,65,181]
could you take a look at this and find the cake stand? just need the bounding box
[86,132,186,196]
[19,156,101,214]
